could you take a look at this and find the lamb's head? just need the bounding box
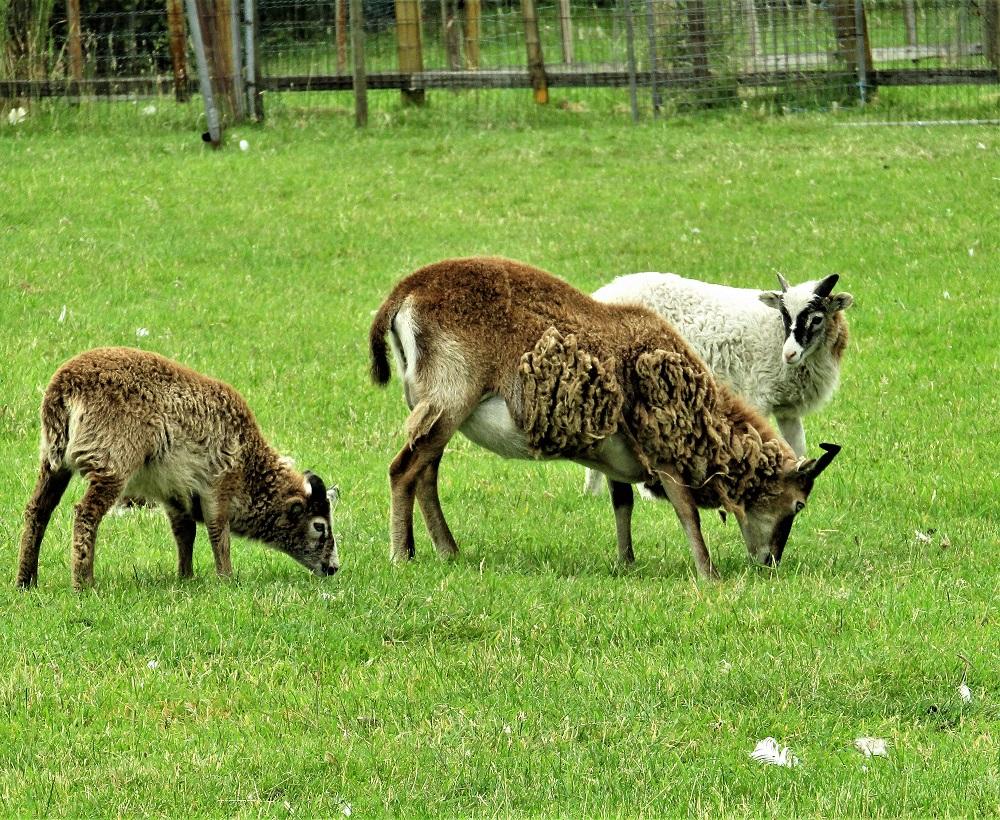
[736,442,841,566]
[759,274,853,366]
[268,470,340,576]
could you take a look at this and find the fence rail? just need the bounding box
[2,0,998,125]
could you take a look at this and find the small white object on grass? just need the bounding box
[342,804,352,817]
[142,104,157,116]
[750,737,799,768]
[239,139,249,151]
[854,737,888,757]
[136,327,150,338]
[147,659,159,670]
[58,305,67,323]
[8,106,27,125]
[960,683,972,704]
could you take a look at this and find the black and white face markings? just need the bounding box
[761,273,840,366]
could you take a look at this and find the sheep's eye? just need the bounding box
[809,314,823,327]
[288,501,305,518]
[794,500,806,513]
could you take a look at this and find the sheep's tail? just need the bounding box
[369,288,409,386]
[39,386,71,471]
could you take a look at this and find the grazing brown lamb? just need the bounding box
[17,347,340,589]
[369,257,841,578]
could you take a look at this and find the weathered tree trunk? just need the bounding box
[191,0,240,119]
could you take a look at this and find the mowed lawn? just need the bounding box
[1,107,998,815]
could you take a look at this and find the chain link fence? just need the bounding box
[1,0,998,126]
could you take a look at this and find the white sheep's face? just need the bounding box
[758,274,853,366]
[738,443,841,566]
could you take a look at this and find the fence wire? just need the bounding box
[1,0,998,125]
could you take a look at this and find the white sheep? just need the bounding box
[583,271,852,495]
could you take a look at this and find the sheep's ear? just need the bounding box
[759,291,783,311]
[327,485,340,511]
[814,274,839,298]
[826,292,853,312]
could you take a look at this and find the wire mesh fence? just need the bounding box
[1,0,998,128]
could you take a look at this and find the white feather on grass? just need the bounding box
[854,737,888,757]
[750,737,799,768]
[960,683,972,704]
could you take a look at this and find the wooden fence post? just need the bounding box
[558,0,574,64]
[166,0,190,102]
[350,0,368,126]
[522,0,548,103]
[336,0,348,73]
[829,0,874,94]
[66,0,83,91]
[442,0,462,70]
[984,0,1000,70]
[395,0,425,105]
[464,0,481,68]
[230,0,246,119]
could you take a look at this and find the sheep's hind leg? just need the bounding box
[164,503,197,579]
[415,452,458,559]
[583,467,604,497]
[659,471,719,580]
[608,480,635,564]
[16,462,73,588]
[776,415,806,458]
[72,474,124,590]
[389,404,459,563]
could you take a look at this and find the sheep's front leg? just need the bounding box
[659,472,719,580]
[776,415,806,458]
[164,504,197,579]
[72,474,123,590]
[608,480,635,564]
[16,462,73,588]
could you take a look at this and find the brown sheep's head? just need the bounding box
[736,443,841,567]
[273,472,340,576]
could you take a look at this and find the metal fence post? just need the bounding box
[624,0,639,122]
[244,0,263,119]
[185,0,223,146]
[643,0,661,116]
[854,0,868,104]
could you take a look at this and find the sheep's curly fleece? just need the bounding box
[517,327,623,456]
[631,349,787,510]
[517,325,787,511]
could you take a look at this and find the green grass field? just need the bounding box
[1,107,998,815]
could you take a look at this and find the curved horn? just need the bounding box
[814,274,840,299]
[775,272,791,292]
[810,442,841,478]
